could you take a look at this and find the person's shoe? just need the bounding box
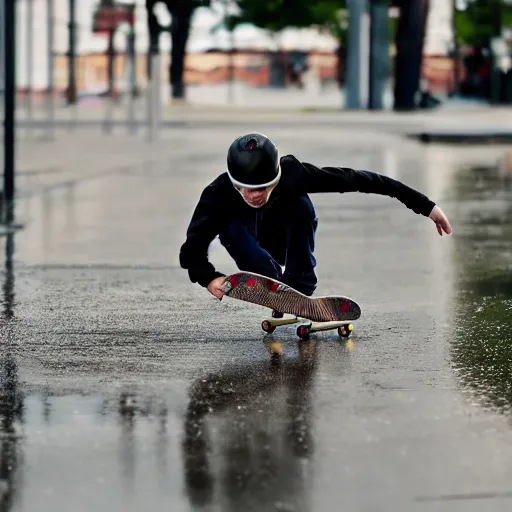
[272,309,284,318]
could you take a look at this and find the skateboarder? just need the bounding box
[179,132,452,303]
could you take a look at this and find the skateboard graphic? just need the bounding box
[222,271,361,340]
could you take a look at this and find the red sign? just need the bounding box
[93,3,135,33]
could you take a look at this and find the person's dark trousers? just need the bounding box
[219,195,318,296]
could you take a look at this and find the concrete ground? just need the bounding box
[2,115,512,511]
[8,81,512,142]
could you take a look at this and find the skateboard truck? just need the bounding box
[261,316,354,340]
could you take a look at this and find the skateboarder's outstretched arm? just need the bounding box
[179,185,225,294]
[296,159,452,235]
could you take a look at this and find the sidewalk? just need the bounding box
[6,107,508,204]
[1,104,510,239]
[9,101,512,185]
[10,104,512,142]
[3,89,511,207]
[6,83,512,141]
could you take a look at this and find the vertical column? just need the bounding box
[26,0,33,136]
[126,21,137,134]
[0,0,4,99]
[369,0,390,110]
[26,0,34,135]
[103,29,115,134]
[46,0,55,139]
[345,0,369,109]
[224,0,235,105]
[147,1,161,142]
[67,0,77,104]
[393,0,429,110]
[3,0,16,224]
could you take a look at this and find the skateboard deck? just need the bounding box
[222,272,361,339]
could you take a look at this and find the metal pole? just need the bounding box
[147,22,160,142]
[152,53,161,139]
[451,0,460,96]
[107,30,115,97]
[26,0,33,136]
[127,27,136,134]
[146,68,153,141]
[228,36,236,104]
[360,6,370,108]
[0,0,5,98]
[368,1,374,109]
[224,0,234,104]
[369,0,389,109]
[3,0,16,224]
[146,55,161,142]
[104,29,115,134]
[67,0,76,104]
[147,62,158,142]
[0,0,4,99]
[130,20,137,101]
[46,0,55,139]
[345,0,364,108]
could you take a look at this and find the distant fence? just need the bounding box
[2,0,465,104]
[12,50,339,99]
[13,49,461,102]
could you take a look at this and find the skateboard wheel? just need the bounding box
[262,320,276,333]
[297,325,311,340]
[337,324,353,338]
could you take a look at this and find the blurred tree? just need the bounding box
[226,1,348,89]
[455,0,512,47]
[230,0,430,111]
[146,0,211,99]
[227,0,348,45]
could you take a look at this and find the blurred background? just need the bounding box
[1,0,512,112]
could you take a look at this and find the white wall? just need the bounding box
[15,0,154,87]
[424,0,454,56]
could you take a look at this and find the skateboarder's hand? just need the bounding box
[429,205,452,236]
[208,276,227,299]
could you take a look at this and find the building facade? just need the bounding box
[7,0,454,91]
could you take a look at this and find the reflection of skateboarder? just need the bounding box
[182,342,317,508]
[179,132,452,308]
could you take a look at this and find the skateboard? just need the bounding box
[222,271,361,340]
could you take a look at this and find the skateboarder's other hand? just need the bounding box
[208,276,227,299]
[429,205,452,236]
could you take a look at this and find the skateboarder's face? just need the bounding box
[236,186,273,208]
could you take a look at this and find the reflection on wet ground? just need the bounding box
[3,130,512,510]
[0,353,23,512]
[451,156,512,415]
[1,234,23,512]
[182,340,317,512]
[0,338,328,512]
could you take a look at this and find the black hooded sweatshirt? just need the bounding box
[179,155,436,288]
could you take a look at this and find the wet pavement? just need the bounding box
[9,87,512,142]
[2,122,512,511]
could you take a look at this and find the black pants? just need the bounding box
[219,195,318,296]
